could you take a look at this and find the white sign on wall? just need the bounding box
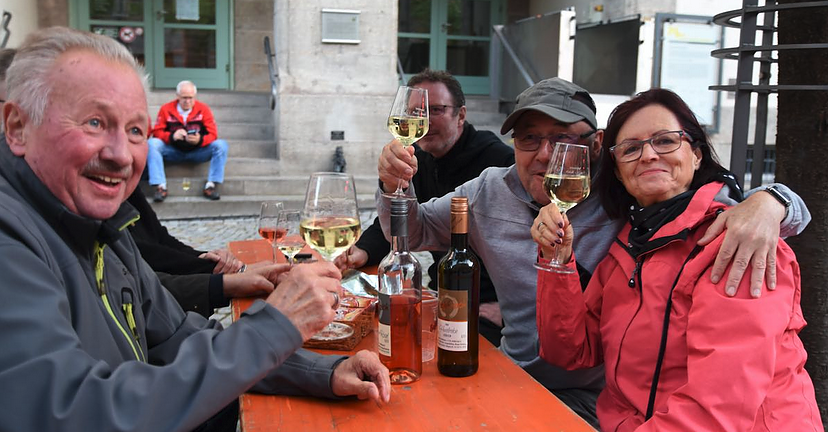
[660,22,720,125]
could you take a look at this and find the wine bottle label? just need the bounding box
[377,293,392,356]
[437,289,469,351]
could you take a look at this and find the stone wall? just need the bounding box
[234,0,272,91]
[274,0,399,176]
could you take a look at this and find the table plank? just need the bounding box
[229,239,596,432]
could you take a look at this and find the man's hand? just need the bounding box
[333,245,369,272]
[479,302,503,327]
[265,262,342,341]
[185,132,201,145]
[331,350,391,405]
[378,139,417,192]
[697,191,786,298]
[199,248,243,274]
[222,263,292,298]
[172,129,187,141]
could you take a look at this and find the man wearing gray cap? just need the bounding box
[376,77,809,426]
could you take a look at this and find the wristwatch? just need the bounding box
[764,185,792,211]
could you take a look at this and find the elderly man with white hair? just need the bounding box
[147,79,228,201]
[0,27,390,432]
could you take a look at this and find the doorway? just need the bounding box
[72,0,231,89]
[398,0,504,95]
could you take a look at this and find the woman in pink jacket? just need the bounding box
[532,89,821,431]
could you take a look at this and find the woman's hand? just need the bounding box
[531,203,574,264]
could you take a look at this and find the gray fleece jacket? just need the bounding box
[0,141,344,432]
[377,164,809,396]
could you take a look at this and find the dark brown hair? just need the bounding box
[594,88,726,218]
[407,68,464,113]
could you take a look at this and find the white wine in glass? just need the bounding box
[275,209,305,264]
[181,178,191,191]
[536,142,591,273]
[384,86,428,199]
[300,172,362,336]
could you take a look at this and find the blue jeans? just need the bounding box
[147,137,228,186]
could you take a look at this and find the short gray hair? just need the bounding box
[176,80,197,95]
[6,26,149,125]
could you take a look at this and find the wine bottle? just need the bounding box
[437,197,480,377]
[377,199,423,384]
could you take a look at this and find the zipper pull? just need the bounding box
[121,288,141,343]
[628,259,642,288]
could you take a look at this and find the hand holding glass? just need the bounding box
[384,86,429,199]
[536,143,591,273]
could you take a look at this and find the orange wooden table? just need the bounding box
[229,239,596,432]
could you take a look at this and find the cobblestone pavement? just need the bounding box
[161,210,434,326]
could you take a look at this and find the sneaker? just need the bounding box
[153,186,168,202]
[203,185,220,201]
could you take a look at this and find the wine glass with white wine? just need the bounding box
[275,209,304,264]
[300,172,362,337]
[384,86,429,199]
[535,142,591,273]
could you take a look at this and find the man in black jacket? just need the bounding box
[336,69,514,345]
[127,188,279,317]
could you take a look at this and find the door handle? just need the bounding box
[155,10,168,20]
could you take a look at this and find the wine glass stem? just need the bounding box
[271,243,277,263]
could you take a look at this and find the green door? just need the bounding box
[73,0,231,89]
[398,0,503,95]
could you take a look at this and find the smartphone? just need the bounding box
[187,129,198,135]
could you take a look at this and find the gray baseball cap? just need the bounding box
[500,77,598,135]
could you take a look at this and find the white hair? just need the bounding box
[5,26,149,125]
[176,80,197,95]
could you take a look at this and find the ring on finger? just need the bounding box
[537,221,545,231]
[331,292,340,310]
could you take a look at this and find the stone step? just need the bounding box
[147,90,270,107]
[226,140,277,158]
[465,95,500,112]
[141,175,378,198]
[148,193,378,220]
[218,123,275,141]
[149,105,274,124]
[161,158,282,177]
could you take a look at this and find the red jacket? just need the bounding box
[151,100,218,151]
[537,182,821,432]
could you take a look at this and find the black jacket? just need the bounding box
[357,122,515,302]
[127,188,226,317]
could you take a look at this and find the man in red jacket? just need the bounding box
[147,80,228,201]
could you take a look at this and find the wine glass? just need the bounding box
[181,177,191,192]
[301,173,363,334]
[275,209,304,264]
[384,86,429,199]
[535,143,591,273]
[257,201,284,262]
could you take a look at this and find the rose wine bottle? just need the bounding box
[377,199,422,384]
[437,197,480,377]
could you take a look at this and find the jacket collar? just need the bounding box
[0,138,139,252]
[616,182,727,252]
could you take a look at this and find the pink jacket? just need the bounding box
[537,182,821,432]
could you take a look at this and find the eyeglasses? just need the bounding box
[429,104,459,116]
[512,129,597,152]
[609,130,690,163]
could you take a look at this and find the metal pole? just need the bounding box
[729,0,760,186]
[750,0,776,188]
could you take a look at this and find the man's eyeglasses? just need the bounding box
[429,104,459,116]
[512,129,597,152]
[609,130,691,163]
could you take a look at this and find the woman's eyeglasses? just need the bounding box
[609,130,691,163]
